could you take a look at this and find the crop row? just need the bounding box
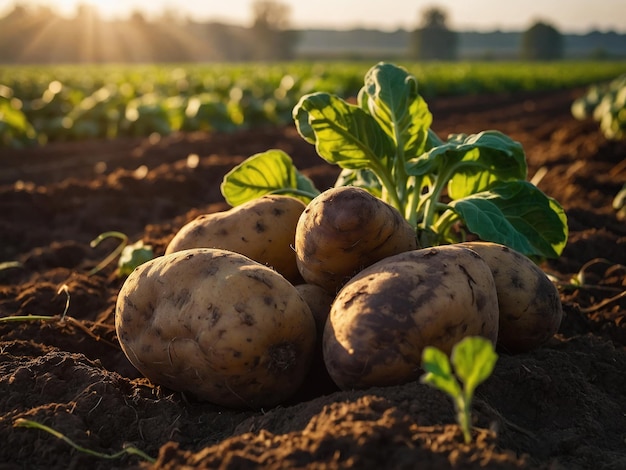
[571,73,626,140]
[2,61,626,148]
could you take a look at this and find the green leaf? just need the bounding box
[449,180,568,258]
[118,241,154,276]
[334,168,382,198]
[451,337,498,398]
[293,92,395,171]
[407,131,527,198]
[0,98,37,147]
[360,62,433,158]
[220,149,319,207]
[420,346,462,398]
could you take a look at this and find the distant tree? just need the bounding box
[74,3,104,62]
[129,10,147,26]
[521,21,564,60]
[411,6,457,61]
[249,0,298,61]
[75,3,100,21]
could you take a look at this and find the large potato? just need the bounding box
[323,245,499,390]
[165,195,306,284]
[459,241,563,353]
[295,186,418,294]
[115,248,316,409]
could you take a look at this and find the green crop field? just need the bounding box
[2,60,626,148]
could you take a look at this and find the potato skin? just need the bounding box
[295,186,418,294]
[294,283,335,338]
[165,195,306,284]
[115,248,316,409]
[459,241,563,353]
[323,245,499,390]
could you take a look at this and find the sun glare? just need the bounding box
[40,0,131,20]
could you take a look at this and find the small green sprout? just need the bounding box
[0,284,70,323]
[118,240,154,276]
[420,336,498,444]
[0,261,24,271]
[613,184,626,221]
[0,285,119,349]
[14,418,155,463]
[89,231,153,277]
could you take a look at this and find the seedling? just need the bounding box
[0,261,24,271]
[221,62,568,260]
[613,184,626,220]
[0,284,118,349]
[549,258,626,313]
[14,418,155,463]
[89,231,153,277]
[117,240,154,276]
[0,284,70,323]
[420,336,498,444]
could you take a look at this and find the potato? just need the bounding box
[165,195,306,284]
[115,248,316,409]
[294,283,335,338]
[323,245,499,390]
[295,186,418,294]
[294,283,340,397]
[459,241,563,353]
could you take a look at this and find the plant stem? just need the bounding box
[456,396,472,444]
[432,208,461,243]
[14,418,155,463]
[372,161,404,214]
[419,166,454,237]
[88,231,128,276]
[405,175,424,228]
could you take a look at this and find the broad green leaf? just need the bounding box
[447,132,527,199]
[449,180,568,258]
[450,337,498,398]
[360,62,433,158]
[333,168,382,198]
[220,149,319,207]
[293,92,394,171]
[420,346,462,398]
[407,131,527,198]
[0,99,37,147]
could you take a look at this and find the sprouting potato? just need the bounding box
[323,245,499,391]
[295,186,418,294]
[165,195,306,284]
[115,248,316,409]
[459,241,563,353]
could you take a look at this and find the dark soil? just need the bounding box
[1,87,625,470]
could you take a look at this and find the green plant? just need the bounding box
[4,61,626,147]
[420,336,498,444]
[613,183,626,220]
[88,231,153,277]
[221,62,568,259]
[571,74,626,140]
[14,418,155,463]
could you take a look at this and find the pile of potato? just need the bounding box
[115,186,563,408]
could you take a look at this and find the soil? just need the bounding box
[1,86,625,470]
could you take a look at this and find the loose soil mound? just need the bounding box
[1,87,625,469]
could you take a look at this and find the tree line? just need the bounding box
[0,1,298,63]
[0,2,587,63]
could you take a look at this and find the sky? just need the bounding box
[2,0,626,33]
